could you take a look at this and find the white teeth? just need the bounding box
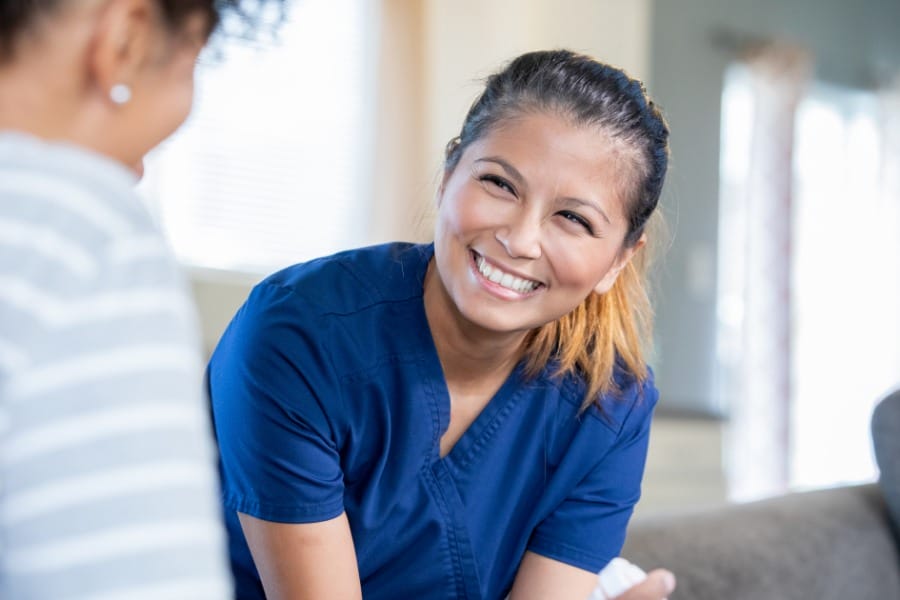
[475,255,538,294]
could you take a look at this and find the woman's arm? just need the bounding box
[238,512,363,600]
[509,552,675,600]
[508,551,599,600]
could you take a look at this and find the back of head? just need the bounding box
[0,0,285,62]
[0,1,53,58]
[0,0,287,172]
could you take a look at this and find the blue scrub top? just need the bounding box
[209,242,658,600]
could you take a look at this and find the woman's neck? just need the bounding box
[423,259,527,391]
[0,50,103,147]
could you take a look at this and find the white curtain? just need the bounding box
[718,43,812,501]
[789,72,900,490]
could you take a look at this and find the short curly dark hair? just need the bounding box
[0,0,285,59]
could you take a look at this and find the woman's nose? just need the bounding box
[494,211,542,259]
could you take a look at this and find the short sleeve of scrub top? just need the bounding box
[527,378,658,572]
[210,280,347,523]
[209,242,659,600]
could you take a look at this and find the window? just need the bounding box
[138,0,376,274]
[790,82,900,489]
[718,65,900,495]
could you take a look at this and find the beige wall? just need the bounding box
[367,0,431,244]
[422,0,651,177]
[189,269,262,357]
[637,418,728,517]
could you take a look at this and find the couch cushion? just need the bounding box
[872,388,900,535]
[622,485,900,600]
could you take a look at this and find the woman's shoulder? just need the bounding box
[258,242,431,311]
[552,363,659,434]
[216,242,434,388]
[231,243,433,370]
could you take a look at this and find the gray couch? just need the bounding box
[622,390,900,600]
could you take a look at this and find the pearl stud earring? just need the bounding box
[109,84,132,105]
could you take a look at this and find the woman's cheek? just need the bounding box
[544,237,608,287]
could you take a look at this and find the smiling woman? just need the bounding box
[208,49,674,600]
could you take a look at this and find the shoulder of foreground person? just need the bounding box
[0,155,232,598]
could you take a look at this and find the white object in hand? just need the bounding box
[590,557,648,600]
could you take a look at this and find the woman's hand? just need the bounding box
[238,511,363,600]
[611,569,676,600]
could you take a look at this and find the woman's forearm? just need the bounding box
[238,511,363,600]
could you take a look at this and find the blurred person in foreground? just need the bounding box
[0,1,283,597]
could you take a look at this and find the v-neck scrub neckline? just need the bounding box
[209,242,658,600]
[416,325,528,469]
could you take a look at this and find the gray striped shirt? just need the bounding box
[0,133,232,599]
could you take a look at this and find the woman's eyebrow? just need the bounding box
[475,156,526,187]
[559,196,611,224]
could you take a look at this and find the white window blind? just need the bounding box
[139,0,375,274]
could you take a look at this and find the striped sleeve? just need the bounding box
[0,159,232,599]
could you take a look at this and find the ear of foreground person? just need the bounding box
[620,389,900,600]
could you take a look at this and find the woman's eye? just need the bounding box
[558,210,594,234]
[480,174,516,195]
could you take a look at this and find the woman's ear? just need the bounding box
[88,0,157,105]
[593,234,646,295]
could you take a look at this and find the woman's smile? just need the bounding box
[469,249,544,299]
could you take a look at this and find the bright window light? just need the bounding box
[718,70,900,494]
[791,82,900,490]
[138,0,376,274]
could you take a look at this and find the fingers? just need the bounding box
[616,569,676,600]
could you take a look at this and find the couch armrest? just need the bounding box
[622,484,900,600]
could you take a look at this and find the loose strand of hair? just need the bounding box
[523,255,653,412]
